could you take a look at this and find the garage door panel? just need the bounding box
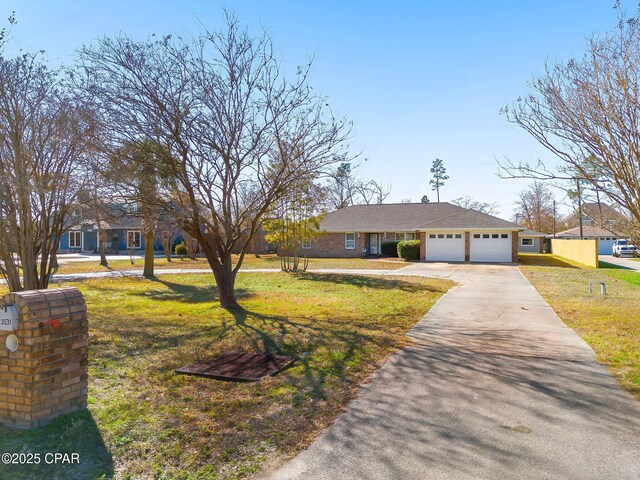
[426,233,465,262]
[470,233,512,263]
[598,239,614,254]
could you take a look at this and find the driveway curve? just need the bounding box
[266,263,640,480]
[599,254,640,271]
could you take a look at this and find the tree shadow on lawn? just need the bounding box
[0,410,113,480]
[518,254,579,268]
[146,277,254,303]
[224,307,375,402]
[83,277,252,304]
[295,272,445,293]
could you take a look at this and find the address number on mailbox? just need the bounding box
[0,305,18,331]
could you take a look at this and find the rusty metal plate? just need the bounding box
[176,352,297,382]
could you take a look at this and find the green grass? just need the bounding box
[598,261,640,286]
[55,255,407,275]
[0,272,452,479]
[520,254,640,400]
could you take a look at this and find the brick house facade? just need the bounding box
[294,203,524,264]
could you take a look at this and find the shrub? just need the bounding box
[174,241,188,260]
[397,240,420,260]
[381,241,400,257]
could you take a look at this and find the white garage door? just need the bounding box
[470,233,512,263]
[426,233,465,262]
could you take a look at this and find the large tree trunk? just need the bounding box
[162,232,172,262]
[201,239,239,309]
[143,230,155,278]
[97,221,108,267]
[210,255,239,308]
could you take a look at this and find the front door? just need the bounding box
[369,234,379,255]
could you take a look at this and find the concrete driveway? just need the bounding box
[266,263,640,480]
[599,254,640,271]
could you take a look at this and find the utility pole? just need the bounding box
[553,200,556,238]
[577,179,584,239]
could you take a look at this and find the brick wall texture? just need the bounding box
[0,288,88,429]
[305,232,366,258]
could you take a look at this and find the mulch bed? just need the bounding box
[176,352,298,382]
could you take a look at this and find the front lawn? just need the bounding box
[0,272,452,479]
[55,255,407,275]
[520,254,640,400]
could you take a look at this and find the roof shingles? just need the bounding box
[319,202,521,232]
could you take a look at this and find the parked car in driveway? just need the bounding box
[612,239,639,257]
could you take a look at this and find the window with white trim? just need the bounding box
[127,231,142,249]
[345,233,356,249]
[301,240,311,250]
[395,232,416,241]
[521,238,533,246]
[69,230,82,249]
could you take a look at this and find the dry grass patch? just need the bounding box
[0,272,451,479]
[520,254,640,401]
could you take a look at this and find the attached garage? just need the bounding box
[470,232,512,263]
[425,233,465,262]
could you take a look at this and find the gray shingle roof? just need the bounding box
[555,225,620,238]
[520,228,548,237]
[319,202,521,232]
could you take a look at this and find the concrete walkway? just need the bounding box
[267,263,640,480]
[599,254,640,271]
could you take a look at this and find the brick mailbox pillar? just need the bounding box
[0,288,88,429]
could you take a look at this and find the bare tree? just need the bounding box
[109,140,162,277]
[325,161,359,209]
[499,8,640,229]
[451,196,499,215]
[356,179,391,205]
[155,219,181,262]
[513,181,557,233]
[0,51,92,291]
[76,14,350,307]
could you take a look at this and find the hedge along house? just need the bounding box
[305,203,523,263]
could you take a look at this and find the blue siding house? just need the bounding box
[59,205,159,254]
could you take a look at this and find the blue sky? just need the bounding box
[1,1,632,217]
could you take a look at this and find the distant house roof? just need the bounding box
[81,217,143,230]
[319,202,522,232]
[520,228,547,237]
[554,225,621,238]
[562,203,624,224]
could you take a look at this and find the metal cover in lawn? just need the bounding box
[176,352,297,382]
